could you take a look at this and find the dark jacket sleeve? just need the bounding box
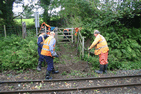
[44,34,49,40]
[37,37,43,49]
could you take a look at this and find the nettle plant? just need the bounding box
[0,34,38,70]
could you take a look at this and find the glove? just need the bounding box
[51,51,59,57]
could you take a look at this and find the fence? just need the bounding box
[0,25,22,38]
[0,24,37,38]
[75,30,85,58]
[55,28,74,43]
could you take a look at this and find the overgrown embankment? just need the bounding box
[83,26,141,70]
[0,28,141,72]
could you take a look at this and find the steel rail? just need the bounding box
[0,83,141,94]
[0,74,141,84]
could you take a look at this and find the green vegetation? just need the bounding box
[83,27,141,70]
[0,27,140,71]
[14,18,35,26]
[0,33,38,70]
[14,18,44,26]
[61,71,67,75]
[0,0,140,71]
[0,32,60,71]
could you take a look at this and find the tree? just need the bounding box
[38,0,50,23]
[0,0,36,25]
[22,4,34,19]
[0,0,15,25]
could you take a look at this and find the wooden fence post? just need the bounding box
[22,22,27,39]
[4,25,6,38]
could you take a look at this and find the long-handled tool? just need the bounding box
[87,50,90,67]
[83,50,90,71]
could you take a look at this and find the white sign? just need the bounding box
[34,12,39,27]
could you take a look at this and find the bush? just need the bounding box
[0,33,38,70]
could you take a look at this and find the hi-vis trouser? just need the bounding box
[99,51,108,65]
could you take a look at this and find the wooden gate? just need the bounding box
[54,27,85,58]
[55,28,74,43]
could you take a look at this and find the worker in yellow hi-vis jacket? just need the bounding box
[88,30,109,74]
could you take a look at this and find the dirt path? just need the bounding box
[53,42,90,79]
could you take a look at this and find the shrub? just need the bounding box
[0,33,38,70]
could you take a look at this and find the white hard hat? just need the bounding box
[50,31,55,35]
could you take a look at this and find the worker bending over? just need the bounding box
[37,31,49,71]
[88,30,109,74]
[41,32,59,79]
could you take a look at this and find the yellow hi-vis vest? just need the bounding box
[37,33,45,44]
[41,36,55,57]
[89,34,109,55]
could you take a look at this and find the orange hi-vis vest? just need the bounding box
[63,29,69,34]
[89,34,109,55]
[41,36,55,57]
[37,33,45,44]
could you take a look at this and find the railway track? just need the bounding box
[0,75,141,94]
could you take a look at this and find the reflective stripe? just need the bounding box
[98,35,106,44]
[95,45,108,50]
[42,37,55,51]
[44,43,49,46]
[98,40,104,43]
[42,48,49,51]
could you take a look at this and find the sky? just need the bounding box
[13,0,125,17]
[12,0,44,16]
[12,0,61,16]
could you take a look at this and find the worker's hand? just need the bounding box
[51,51,59,58]
[88,48,91,51]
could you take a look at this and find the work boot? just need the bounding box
[37,61,42,71]
[52,68,59,74]
[45,71,52,80]
[95,65,104,74]
[103,64,108,73]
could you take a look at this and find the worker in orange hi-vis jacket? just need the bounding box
[41,32,59,80]
[63,29,69,38]
[88,30,109,74]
